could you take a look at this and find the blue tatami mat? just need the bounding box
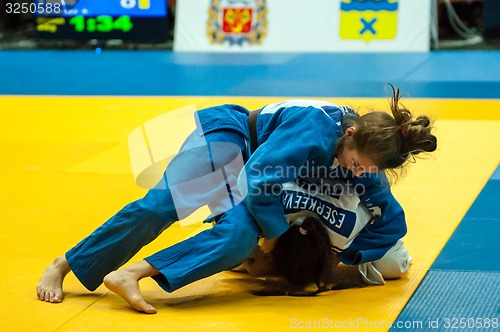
[430,180,500,272]
[394,271,499,331]
[1,50,499,98]
[392,165,500,331]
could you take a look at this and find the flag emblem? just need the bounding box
[207,0,268,46]
[340,0,399,42]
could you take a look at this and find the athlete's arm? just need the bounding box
[339,172,407,265]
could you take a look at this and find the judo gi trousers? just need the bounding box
[66,129,261,292]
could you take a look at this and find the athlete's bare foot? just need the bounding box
[103,262,158,314]
[36,255,71,303]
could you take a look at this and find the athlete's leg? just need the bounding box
[103,203,260,313]
[36,255,71,303]
[37,129,248,301]
[103,202,258,296]
[36,163,182,301]
[67,132,232,290]
[103,260,160,314]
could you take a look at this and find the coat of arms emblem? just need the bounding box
[207,0,268,46]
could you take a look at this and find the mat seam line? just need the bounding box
[53,291,110,332]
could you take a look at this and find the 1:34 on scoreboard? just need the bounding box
[68,16,133,33]
[35,0,168,43]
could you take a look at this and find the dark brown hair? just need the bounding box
[352,84,437,176]
[252,217,335,296]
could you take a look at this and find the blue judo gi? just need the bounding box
[65,101,405,293]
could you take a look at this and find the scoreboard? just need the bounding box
[35,0,168,42]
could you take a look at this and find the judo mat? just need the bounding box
[1,94,499,332]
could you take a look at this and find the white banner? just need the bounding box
[174,0,431,52]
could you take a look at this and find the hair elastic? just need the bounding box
[401,126,408,138]
[299,227,308,235]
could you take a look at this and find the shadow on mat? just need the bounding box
[155,264,367,309]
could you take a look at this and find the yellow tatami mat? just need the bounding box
[1,96,499,331]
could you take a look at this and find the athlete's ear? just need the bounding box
[344,126,357,137]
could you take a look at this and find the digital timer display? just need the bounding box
[69,16,133,33]
[36,0,168,43]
